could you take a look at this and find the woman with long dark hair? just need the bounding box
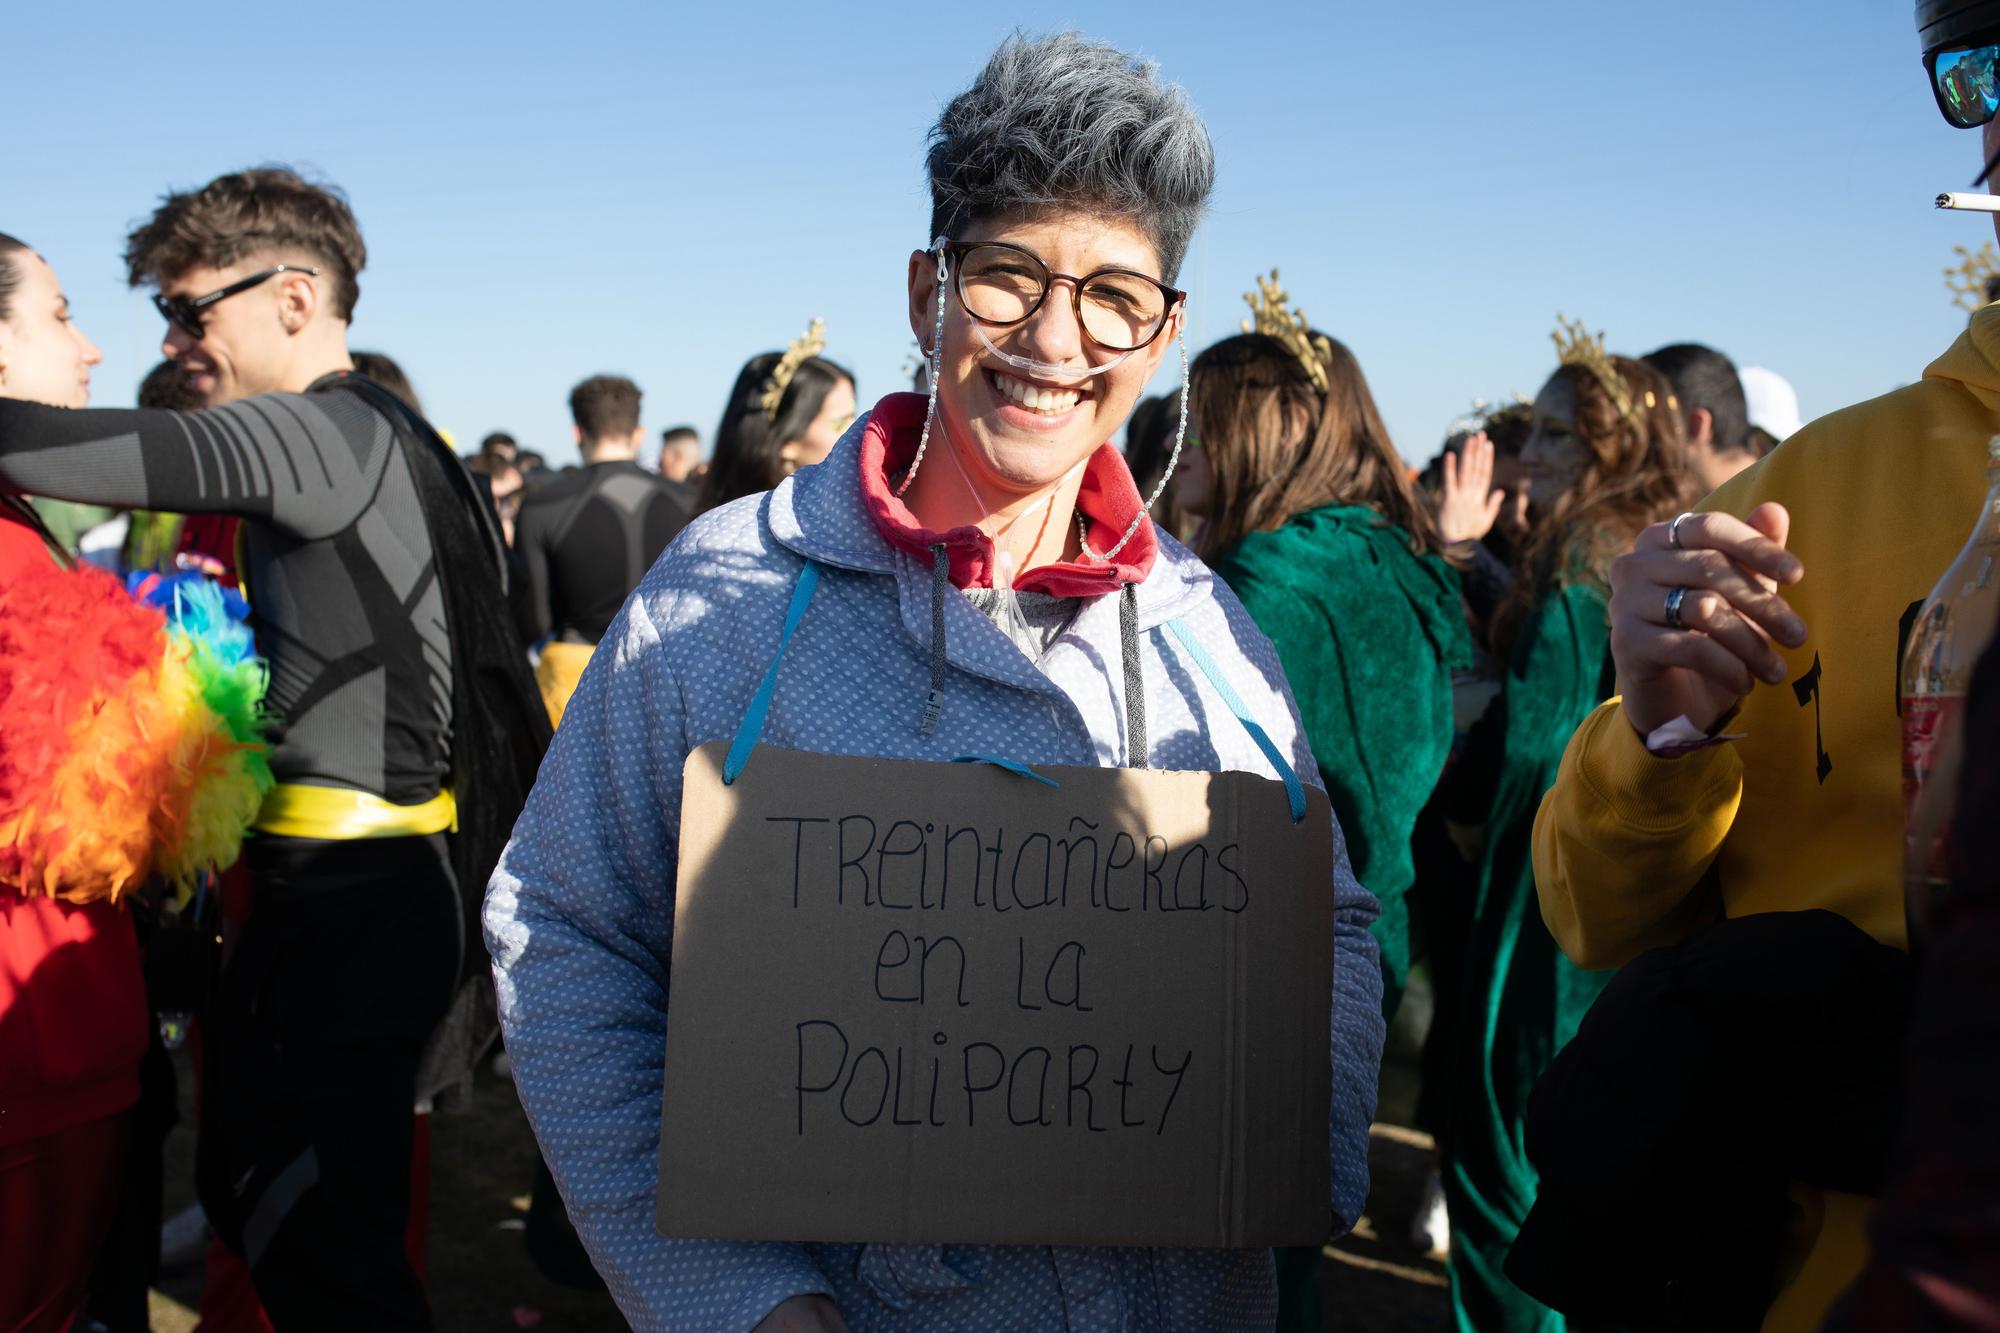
[1183,280,1470,1332]
[697,324,856,513]
[1442,323,1692,1332]
[0,233,145,1333]
[1187,280,1468,1025]
[0,236,275,1333]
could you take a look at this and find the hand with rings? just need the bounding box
[1606,501,1807,738]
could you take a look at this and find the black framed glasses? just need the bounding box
[943,240,1183,352]
[152,265,320,339]
[1929,42,2000,127]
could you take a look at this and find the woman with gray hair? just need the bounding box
[487,32,1385,1332]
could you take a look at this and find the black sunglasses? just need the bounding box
[152,265,320,339]
[1929,41,2000,128]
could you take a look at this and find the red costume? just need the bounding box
[0,502,148,1333]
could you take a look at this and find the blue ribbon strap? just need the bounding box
[1163,618,1307,823]
[723,561,822,784]
[723,566,1302,826]
[950,755,1062,788]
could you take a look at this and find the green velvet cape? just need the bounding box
[1213,505,1472,1020]
[1443,580,1618,1333]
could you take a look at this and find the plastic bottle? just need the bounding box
[1901,435,2000,937]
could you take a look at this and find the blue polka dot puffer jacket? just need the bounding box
[485,412,1385,1332]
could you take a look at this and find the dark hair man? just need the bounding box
[349,348,422,412]
[0,166,547,1329]
[1643,342,1758,494]
[138,355,202,410]
[1530,4,2000,1326]
[475,429,519,473]
[657,424,699,480]
[656,424,701,511]
[467,430,526,545]
[516,375,687,723]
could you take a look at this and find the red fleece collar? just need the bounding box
[856,393,1156,598]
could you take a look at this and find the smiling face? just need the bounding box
[0,250,101,408]
[906,209,1182,504]
[157,259,322,405]
[1521,373,1593,510]
[779,373,857,473]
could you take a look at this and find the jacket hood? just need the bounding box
[1924,302,2000,413]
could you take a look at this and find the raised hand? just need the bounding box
[1437,432,1506,545]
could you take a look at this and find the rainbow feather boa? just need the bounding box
[0,564,272,904]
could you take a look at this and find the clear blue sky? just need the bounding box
[4,0,1982,466]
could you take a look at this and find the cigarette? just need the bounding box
[1938,192,2000,212]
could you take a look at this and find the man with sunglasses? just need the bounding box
[1527,3,2000,1329]
[0,167,546,1331]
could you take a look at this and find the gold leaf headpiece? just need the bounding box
[760,317,828,420]
[1551,314,1668,428]
[1241,270,1333,395]
[1946,243,2000,312]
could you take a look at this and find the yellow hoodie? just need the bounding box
[1531,305,2000,1332]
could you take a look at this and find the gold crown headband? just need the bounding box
[1946,243,2000,312]
[1242,270,1333,394]
[760,317,827,420]
[1550,314,1672,429]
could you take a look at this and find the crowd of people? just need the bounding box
[4,8,2000,1333]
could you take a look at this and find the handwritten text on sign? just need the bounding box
[657,742,1333,1249]
[773,805,1253,1138]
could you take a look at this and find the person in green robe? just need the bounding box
[1181,279,1472,1333]
[1440,338,1694,1332]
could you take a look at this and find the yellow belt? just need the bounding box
[252,783,458,840]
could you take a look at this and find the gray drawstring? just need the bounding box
[921,543,948,735]
[919,544,1143,760]
[1121,582,1147,768]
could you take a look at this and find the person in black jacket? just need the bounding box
[514,374,687,724]
[0,167,546,1331]
[516,375,686,645]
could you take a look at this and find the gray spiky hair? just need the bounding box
[926,32,1215,284]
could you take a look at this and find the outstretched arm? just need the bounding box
[0,391,392,539]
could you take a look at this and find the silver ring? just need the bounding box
[1668,512,1695,549]
[1664,585,1689,630]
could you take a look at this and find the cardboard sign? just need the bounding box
[657,741,1333,1249]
